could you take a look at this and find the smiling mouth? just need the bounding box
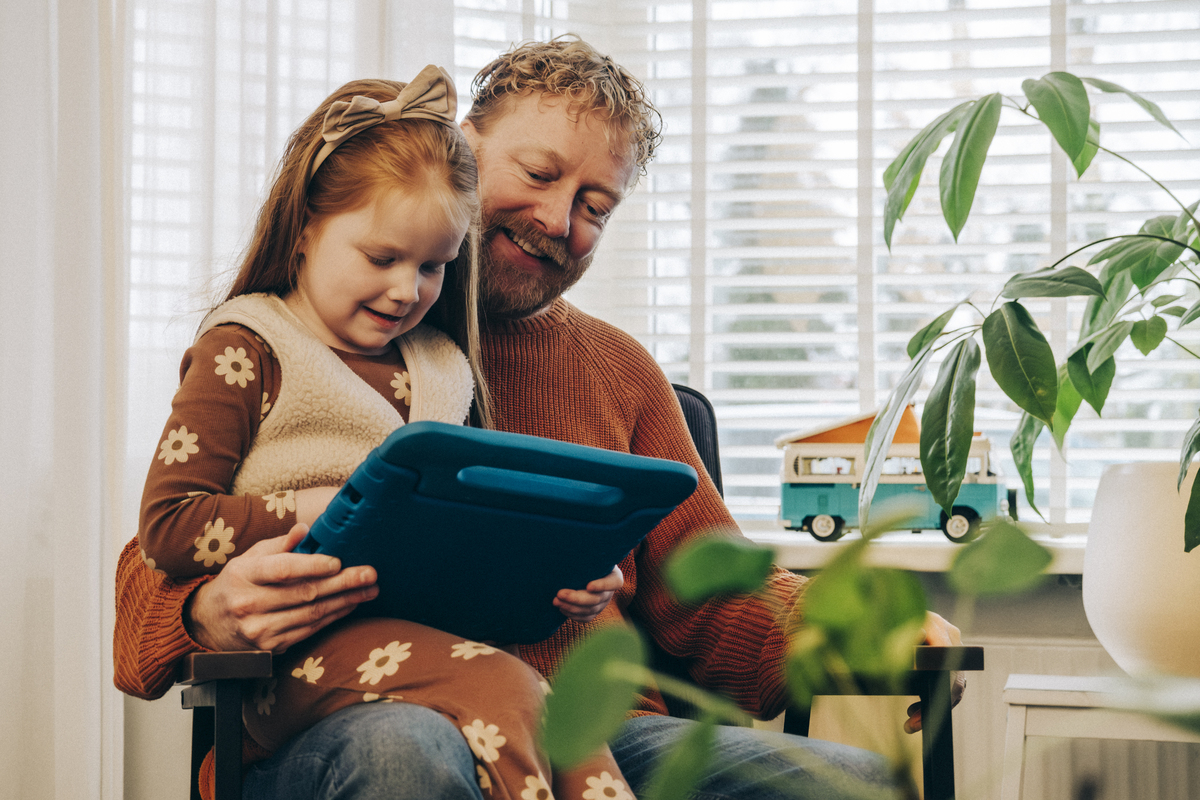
[503,228,550,261]
[364,307,403,325]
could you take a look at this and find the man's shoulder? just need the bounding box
[562,302,658,365]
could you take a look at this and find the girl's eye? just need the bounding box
[421,262,446,275]
[366,255,392,267]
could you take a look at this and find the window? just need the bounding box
[126,0,1200,530]
[568,0,1200,527]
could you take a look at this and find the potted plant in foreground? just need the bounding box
[862,71,1200,678]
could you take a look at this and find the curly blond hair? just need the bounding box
[466,35,663,177]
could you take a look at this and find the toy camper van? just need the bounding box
[775,406,1009,542]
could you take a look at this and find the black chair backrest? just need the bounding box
[672,384,723,497]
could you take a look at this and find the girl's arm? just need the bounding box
[138,324,317,577]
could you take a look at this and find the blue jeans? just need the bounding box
[243,704,897,799]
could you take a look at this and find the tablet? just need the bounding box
[295,421,698,643]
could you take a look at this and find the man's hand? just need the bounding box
[904,611,966,734]
[553,566,624,623]
[184,524,378,654]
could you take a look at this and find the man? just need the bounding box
[115,37,959,800]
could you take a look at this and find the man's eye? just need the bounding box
[527,171,550,182]
[583,202,610,221]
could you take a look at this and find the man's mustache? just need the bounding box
[482,212,572,272]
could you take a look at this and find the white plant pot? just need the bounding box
[1083,461,1200,678]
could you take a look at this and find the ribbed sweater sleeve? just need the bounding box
[482,300,809,720]
[113,537,212,698]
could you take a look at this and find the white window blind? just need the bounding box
[127,1,1199,531]
[127,0,361,480]
[568,0,1200,527]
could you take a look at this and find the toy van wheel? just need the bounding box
[940,506,980,543]
[807,513,845,542]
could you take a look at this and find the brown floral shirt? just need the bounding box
[138,323,413,577]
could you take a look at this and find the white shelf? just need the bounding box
[741,522,1087,574]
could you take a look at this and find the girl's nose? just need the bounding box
[386,272,419,305]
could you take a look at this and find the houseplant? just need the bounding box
[860,71,1200,553]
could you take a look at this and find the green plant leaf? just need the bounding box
[1080,271,1133,340]
[786,628,830,707]
[883,102,974,250]
[1050,364,1082,452]
[982,302,1058,424]
[1085,222,1185,292]
[1179,413,1200,491]
[1080,76,1184,138]
[1086,320,1134,373]
[1022,72,1091,162]
[939,93,1003,241]
[805,558,926,678]
[1130,316,1169,355]
[640,717,716,800]
[1173,200,1200,238]
[542,625,646,769]
[1001,265,1105,299]
[839,571,926,678]
[664,537,776,604]
[1073,117,1100,176]
[1131,218,1186,290]
[860,345,935,526]
[1066,344,1115,416]
[1151,294,1184,308]
[1181,299,1200,327]
[1161,306,1187,318]
[920,338,981,514]
[907,305,960,359]
[1010,412,1045,520]
[1187,470,1200,554]
[949,519,1052,596]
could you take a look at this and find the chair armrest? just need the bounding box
[180,651,273,685]
[914,645,984,672]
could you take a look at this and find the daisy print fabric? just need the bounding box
[242,617,634,800]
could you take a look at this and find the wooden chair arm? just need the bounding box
[180,650,273,685]
[914,645,984,672]
[179,651,272,800]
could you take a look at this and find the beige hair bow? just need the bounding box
[308,64,458,179]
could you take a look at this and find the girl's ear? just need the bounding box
[296,225,311,256]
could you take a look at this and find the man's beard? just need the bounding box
[478,210,593,320]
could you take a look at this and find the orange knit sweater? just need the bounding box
[113,298,808,794]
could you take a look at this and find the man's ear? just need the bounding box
[460,119,479,151]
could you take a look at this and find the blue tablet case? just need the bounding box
[295,421,698,643]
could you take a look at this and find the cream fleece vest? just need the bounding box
[197,293,473,497]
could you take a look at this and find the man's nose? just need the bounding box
[532,187,572,239]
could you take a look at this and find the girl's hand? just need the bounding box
[553,566,624,623]
[294,485,342,526]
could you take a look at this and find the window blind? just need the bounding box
[127,0,360,469]
[568,0,1200,527]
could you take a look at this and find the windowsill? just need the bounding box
[740,521,1088,574]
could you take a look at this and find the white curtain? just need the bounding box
[117,1,457,797]
[0,1,126,799]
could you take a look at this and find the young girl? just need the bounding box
[138,66,632,800]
